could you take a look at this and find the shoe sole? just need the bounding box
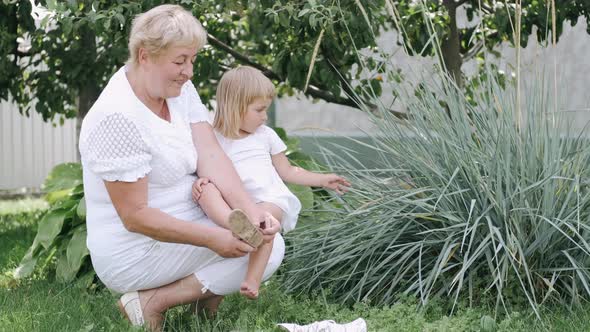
[228,209,263,248]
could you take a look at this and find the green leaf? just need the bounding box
[114,13,125,26]
[44,188,73,204]
[287,183,314,213]
[35,209,68,250]
[13,246,39,279]
[298,8,310,17]
[272,126,288,140]
[66,225,90,279]
[42,163,82,193]
[56,251,74,282]
[76,197,86,219]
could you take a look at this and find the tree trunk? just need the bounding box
[76,26,100,160]
[441,0,463,88]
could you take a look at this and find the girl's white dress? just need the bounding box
[215,126,301,233]
[78,66,284,294]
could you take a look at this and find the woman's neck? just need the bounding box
[126,67,166,115]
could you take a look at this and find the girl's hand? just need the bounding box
[321,174,351,195]
[260,212,281,243]
[192,177,210,202]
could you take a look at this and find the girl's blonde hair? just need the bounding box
[126,4,207,66]
[214,66,276,138]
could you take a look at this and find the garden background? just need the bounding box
[2,1,590,331]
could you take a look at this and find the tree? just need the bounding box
[390,0,590,88]
[0,0,392,124]
[1,0,589,124]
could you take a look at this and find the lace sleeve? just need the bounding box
[82,113,152,182]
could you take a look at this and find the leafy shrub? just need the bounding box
[14,163,92,284]
[282,69,590,316]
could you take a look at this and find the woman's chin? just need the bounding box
[166,87,183,98]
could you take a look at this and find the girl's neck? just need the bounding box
[236,129,252,139]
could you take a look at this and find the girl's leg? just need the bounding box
[118,274,218,331]
[197,182,232,229]
[240,202,283,299]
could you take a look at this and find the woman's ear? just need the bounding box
[137,47,149,65]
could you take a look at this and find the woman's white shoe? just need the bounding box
[119,291,145,326]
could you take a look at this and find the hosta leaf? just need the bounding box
[66,225,89,277]
[35,209,67,250]
[56,251,75,282]
[13,246,39,279]
[76,198,86,219]
[287,184,314,213]
[42,163,82,193]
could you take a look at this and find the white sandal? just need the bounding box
[119,291,145,326]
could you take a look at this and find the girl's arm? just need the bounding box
[191,122,281,238]
[272,152,350,194]
[104,177,253,258]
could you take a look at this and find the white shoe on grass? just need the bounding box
[118,291,145,326]
[277,318,367,332]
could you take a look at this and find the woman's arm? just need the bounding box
[104,177,253,258]
[272,152,351,194]
[191,122,281,237]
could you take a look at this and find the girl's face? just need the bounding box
[143,45,197,99]
[240,97,271,134]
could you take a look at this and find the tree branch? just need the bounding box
[461,31,498,62]
[322,48,407,119]
[206,33,390,113]
[206,34,281,81]
[16,50,31,57]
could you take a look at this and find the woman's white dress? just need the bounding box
[215,126,301,233]
[78,66,284,294]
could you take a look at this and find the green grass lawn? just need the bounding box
[0,198,588,331]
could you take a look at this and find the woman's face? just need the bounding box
[143,45,197,99]
[240,97,271,134]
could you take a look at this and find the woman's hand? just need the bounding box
[320,174,351,195]
[207,228,255,258]
[192,177,211,202]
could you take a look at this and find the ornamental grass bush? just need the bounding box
[282,66,590,316]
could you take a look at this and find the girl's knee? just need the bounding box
[199,182,222,200]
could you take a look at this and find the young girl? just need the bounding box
[192,66,350,299]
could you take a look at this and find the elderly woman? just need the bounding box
[78,4,284,330]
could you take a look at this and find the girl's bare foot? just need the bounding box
[240,279,260,299]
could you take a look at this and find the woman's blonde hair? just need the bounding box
[126,4,207,66]
[214,66,276,138]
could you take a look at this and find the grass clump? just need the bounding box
[282,67,590,317]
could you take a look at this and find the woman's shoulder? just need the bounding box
[87,67,138,117]
[79,67,145,141]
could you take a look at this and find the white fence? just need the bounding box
[0,100,78,190]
